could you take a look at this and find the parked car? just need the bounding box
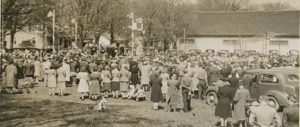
[205,67,299,112]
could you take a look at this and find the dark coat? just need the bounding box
[240,74,253,90]
[150,77,163,102]
[130,66,139,85]
[220,67,232,78]
[215,84,235,119]
[168,79,180,105]
[79,61,89,73]
[16,65,25,79]
[228,76,239,89]
[23,62,34,76]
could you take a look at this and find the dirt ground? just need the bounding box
[0,84,233,127]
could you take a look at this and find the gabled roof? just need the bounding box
[187,11,300,37]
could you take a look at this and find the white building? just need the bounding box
[177,11,300,55]
[4,31,50,49]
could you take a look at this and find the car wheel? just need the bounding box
[267,96,280,110]
[206,91,218,106]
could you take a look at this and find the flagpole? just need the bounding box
[75,21,77,48]
[131,13,134,56]
[52,10,55,53]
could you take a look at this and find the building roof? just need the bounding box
[187,11,300,37]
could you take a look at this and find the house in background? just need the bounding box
[4,31,50,49]
[4,25,73,50]
[177,11,300,55]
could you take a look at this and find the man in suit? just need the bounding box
[208,62,220,86]
[198,64,207,100]
[181,70,192,112]
[24,59,34,78]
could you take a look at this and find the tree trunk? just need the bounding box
[94,34,100,45]
[10,29,16,50]
[110,19,115,44]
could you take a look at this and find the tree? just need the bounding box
[2,0,56,49]
[106,0,130,45]
[131,0,191,50]
[261,2,294,11]
[197,0,249,11]
[66,0,110,48]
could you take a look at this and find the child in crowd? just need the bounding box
[133,85,146,101]
[94,96,108,112]
[127,85,136,99]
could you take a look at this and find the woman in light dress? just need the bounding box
[111,65,121,98]
[33,57,42,81]
[62,59,71,86]
[89,68,101,100]
[119,66,131,98]
[47,64,57,96]
[57,64,66,96]
[160,69,170,101]
[77,68,89,100]
[102,66,112,97]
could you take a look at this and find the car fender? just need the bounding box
[205,86,218,94]
[266,90,289,107]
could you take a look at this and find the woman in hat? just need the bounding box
[160,69,170,101]
[57,62,66,96]
[167,74,180,112]
[215,78,236,127]
[233,84,250,127]
[102,66,112,97]
[89,67,101,100]
[77,67,89,100]
[130,64,139,87]
[47,63,58,96]
[119,66,131,98]
[62,59,71,86]
[33,56,42,82]
[3,59,17,94]
[150,72,163,110]
[111,64,120,98]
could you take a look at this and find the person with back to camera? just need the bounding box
[249,96,281,127]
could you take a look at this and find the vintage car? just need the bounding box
[205,67,299,111]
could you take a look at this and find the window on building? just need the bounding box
[270,40,288,46]
[223,40,240,45]
[260,74,278,83]
[180,39,195,44]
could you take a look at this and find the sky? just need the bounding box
[186,0,300,10]
[252,0,300,9]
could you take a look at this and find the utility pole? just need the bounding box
[183,28,186,50]
[131,13,134,56]
[0,0,3,76]
[52,10,55,53]
[42,0,45,56]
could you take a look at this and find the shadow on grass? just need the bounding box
[0,96,193,127]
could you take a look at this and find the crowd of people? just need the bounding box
[0,46,299,127]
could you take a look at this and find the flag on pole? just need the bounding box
[129,21,137,30]
[135,18,143,31]
[47,11,53,17]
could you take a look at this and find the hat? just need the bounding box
[251,101,259,106]
[220,77,228,81]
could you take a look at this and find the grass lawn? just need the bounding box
[0,95,205,127]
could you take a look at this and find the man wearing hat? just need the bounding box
[249,96,282,127]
